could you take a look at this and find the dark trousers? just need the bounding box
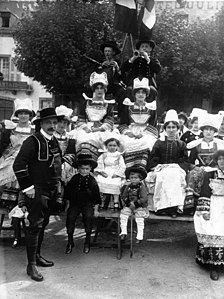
[66,203,94,243]
[11,217,22,240]
[25,183,58,265]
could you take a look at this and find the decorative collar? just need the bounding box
[40,128,53,140]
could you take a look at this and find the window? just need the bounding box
[39,98,54,109]
[0,12,10,28]
[0,57,10,81]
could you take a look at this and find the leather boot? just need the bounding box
[36,254,54,267]
[83,233,91,254]
[27,264,43,282]
[65,243,74,254]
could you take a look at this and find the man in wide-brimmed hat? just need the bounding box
[98,40,126,117]
[13,107,65,282]
[121,39,161,92]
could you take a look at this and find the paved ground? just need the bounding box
[1,213,224,299]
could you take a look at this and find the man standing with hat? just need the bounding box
[13,107,64,282]
[121,39,161,102]
[99,40,126,117]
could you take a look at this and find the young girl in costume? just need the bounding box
[95,136,126,210]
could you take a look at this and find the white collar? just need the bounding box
[40,128,53,140]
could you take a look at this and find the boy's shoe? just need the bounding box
[136,239,142,244]
[120,234,127,241]
[210,269,219,280]
[83,243,90,254]
[65,243,74,254]
[12,239,19,248]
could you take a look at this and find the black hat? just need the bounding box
[100,40,121,56]
[32,107,64,125]
[73,153,98,169]
[178,111,188,124]
[125,166,147,180]
[136,40,156,50]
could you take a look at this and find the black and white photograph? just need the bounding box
[1,0,224,298]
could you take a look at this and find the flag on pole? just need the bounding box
[114,0,138,36]
[139,0,156,39]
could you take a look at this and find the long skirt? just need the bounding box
[145,164,186,211]
[194,194,224,265]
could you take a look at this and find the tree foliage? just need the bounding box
[154,10,224,106]
[14,0,121,95]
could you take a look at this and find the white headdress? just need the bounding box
[55,105,73,118]
[89,72,108,87]
[164,109,179,124]
[200,113,223,131]
[133,77,150,92]
[14,98,33,116]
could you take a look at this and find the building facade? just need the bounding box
[0,0,53,121]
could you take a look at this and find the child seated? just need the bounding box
[64,154,101,254]
[95,137,126,210]
[120,166,149,243]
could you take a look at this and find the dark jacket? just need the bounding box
[121,57,161,88]
[147,138,189,172]
[13,132,62,190]
[64,173,101,206]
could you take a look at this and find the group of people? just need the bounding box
[1,38,224,282]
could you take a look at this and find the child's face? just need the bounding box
[129,173,141,185]
[78,164,92,176]
[106,140,118,152]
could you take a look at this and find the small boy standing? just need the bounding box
[64,154,101,254]
[120,166,149,243]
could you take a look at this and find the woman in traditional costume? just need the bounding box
[186,113,224,199]
[69,72,115,161]
[0,98,34,188]
[0,98,34,248]
[118,77,158,169]
[146,109,189,216]
[194,150,224,280]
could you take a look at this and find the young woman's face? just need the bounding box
[94,84,105,98]
[135,89,147,104]
[17,111,30,124]
[203,126,215,140]
[129,173,141,185]
[217,155,224,170]
[56,120,68,134]
[106,140,118,153]
[191,120,199,131]
[79,164,91,176]
[165,122,178,138]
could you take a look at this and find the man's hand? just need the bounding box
[125,132,135,138]
[101,171,108,178]
[203,213,210,221]
[83,127,91,133]
[141,51,150,63]
[110,61,120,71]
[21,206,27,213]
[129,202,135,211]
[25,189,35,199]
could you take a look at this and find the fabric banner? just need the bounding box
[114,0,138,35]
[139,0,155,39]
